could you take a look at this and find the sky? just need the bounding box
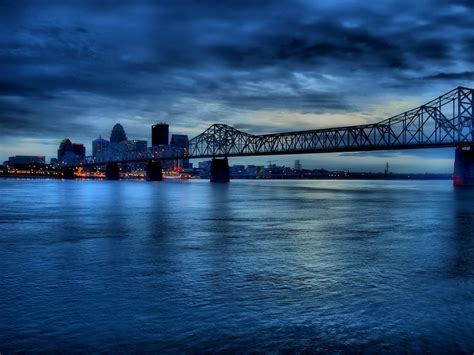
[1,0,473,172]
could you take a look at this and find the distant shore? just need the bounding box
[0,172,452,181]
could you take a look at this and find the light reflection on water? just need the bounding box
[0,179,473,352]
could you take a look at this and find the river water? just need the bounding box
[0,179,473,352]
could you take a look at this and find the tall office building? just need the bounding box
[122,140,148,154]
[110,123,127,144]
[92,136,110,157]
[170,134,190,169]
[72,144,85,159]
[58,138,84,164]
[170,134,189,149]
[120,140,148,167]
[152,123,169,146]
[57,138,73,161]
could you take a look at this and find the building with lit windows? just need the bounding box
[121,140,148,159]
[57,138,86,165]
[170,134,190,168]
[7,155,45,165]
[92,136,110,158]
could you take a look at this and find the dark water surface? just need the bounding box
[1,179,473,353]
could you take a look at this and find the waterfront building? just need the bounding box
[58,138,73,161]
[230,165,245,175]
[121,140,148,160]
[152,123,169,146]
[245,165,260,175]
[161,146,185,169]
[57,138,75,164]
[7,155,46,165]
[57,139,86,165]
[72,144,85,159]
[170,134,190,168]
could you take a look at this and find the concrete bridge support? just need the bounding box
[106,163,120,180]
[453,145,474,186]
[62,167,75,180]
[210,157,230,183]
[146,161,163,181]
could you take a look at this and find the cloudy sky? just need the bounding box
[1,0,473,172]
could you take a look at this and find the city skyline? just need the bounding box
[1,1,473,172]
[1,119,458,174]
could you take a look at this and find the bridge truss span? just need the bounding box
[189,86,474,158]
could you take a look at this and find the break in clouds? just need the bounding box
[0,0,473,166]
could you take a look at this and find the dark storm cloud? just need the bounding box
[0,96,94,137]
[421,71,474,81]
[434,0,474,8]
[0,0,473,159]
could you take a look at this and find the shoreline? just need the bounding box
[0,174,452,181]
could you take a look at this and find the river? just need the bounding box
[0,179,473,352]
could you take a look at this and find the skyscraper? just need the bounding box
[152,123,169,146]
[57,138,84,164]
[121,140,147,154]
[110,123,127,144]
[170,134,189,149]
[72,144,85,158]
[92,136,110,157]
[170,134,190,168]
[57,138,73,161]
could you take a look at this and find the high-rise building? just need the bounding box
[57,138,85,164]
[92,136,110,157]
[121,140,148,154]
[110,123,127,144]
[170,134,189,149]
[119,140,148,171]
[170,134,190,168]
[152,123,169,146]
[58,138,73,161]
[72,144,85,159]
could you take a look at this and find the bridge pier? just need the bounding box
[146,161,163,181]
[210,157,230,183]
[454,145,474,187]
[105,163,120,180]
[62,167,75,179]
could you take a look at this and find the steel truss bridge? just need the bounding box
[188,86,474,159]
[74,86,473,167]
